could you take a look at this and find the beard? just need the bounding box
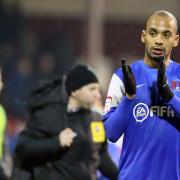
[151,55,165,62]
[146,47,166,63]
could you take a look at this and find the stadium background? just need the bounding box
[0,0,180,179]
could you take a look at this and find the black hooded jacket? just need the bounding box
[12,76,118,180]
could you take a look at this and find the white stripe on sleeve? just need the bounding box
[103,74,125,114]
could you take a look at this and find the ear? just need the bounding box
[71,91,76,98]
[173,34,179,47]
[141,30,146,44]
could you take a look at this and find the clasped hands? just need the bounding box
[121,58,173,102]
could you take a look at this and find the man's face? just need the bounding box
[73,83,101,109]
[141,15,179,62]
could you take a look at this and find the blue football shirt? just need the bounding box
[103,60,180,180]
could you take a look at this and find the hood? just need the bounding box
[27,76,67,110]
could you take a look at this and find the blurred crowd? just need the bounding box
[0,3,122,178]
[0,2,80,154]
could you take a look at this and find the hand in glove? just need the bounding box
[122,58,136,98]
[157,59,174,102]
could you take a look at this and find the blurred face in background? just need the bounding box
[0,71,3,93]
[72,83,101,109]
[141,14,179,63]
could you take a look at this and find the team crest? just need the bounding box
[133,103,149,122]
[103,96,112,114]
[171,79,180,91]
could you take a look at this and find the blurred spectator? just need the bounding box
[12,65,118,180]
[0,69,13,180]
[35,52,57,82]
[3,57,34,119]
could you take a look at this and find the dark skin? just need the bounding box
[141,13,179,68]
[126,12,179,99]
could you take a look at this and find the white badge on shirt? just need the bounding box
[103,96,112,114]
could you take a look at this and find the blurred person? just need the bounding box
[103,10,180,179]
[12,65,118,180]
[35,52,57,82]
[3,57,34,119]
[0,69,13,179]
[0,70,5,159]
[92,95,122,167]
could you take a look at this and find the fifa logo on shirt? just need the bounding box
[150,106,174,117]
[133,103,149,122]
[133,103,175,122]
